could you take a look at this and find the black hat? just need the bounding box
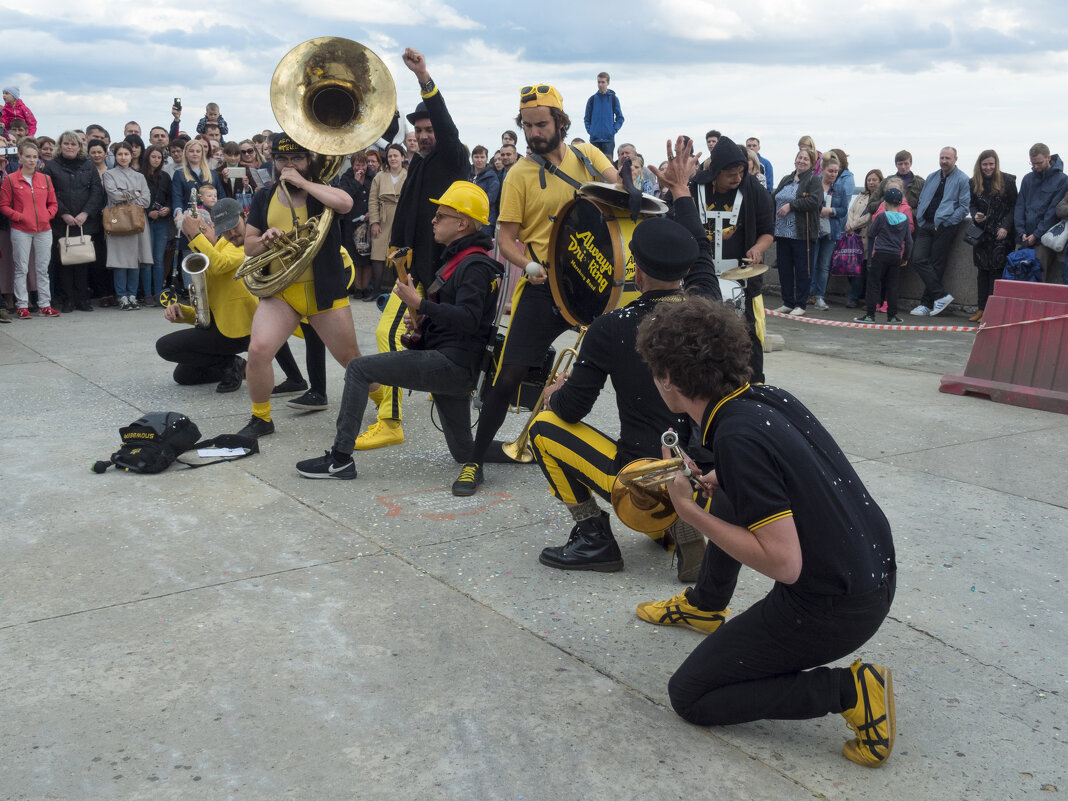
[271,131,308,156]
[883,187,904,205]
[211,198,242,233]
[406,102,430,125]
[629,217,699,281]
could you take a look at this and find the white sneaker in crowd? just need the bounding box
[814,297,829,311]
[789,307,806,316]
[930,294,954,316]
[910,304,932,316]
[772,305,792,314]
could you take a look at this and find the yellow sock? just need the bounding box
[252,401,272,422]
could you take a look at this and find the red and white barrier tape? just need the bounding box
[764,309,1068,333]
[763,309,975,332]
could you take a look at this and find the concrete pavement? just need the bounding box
[1,297,1065,800]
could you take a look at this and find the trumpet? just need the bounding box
[500,327,587,463]
[610,430,700,533]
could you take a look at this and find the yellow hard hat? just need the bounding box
[430,181,490,226]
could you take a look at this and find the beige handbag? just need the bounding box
[58,225,96,265]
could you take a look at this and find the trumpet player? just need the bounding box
[528,213,711,579]
[155,199,256,393]
[238,132,359,439]
[634,295,898,769]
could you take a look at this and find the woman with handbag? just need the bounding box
[140,145,172,305]
[969,150,1017,323]
[43,131,106,312]
[844,169,883,308]
[102,141,152,310]
[0,139,59,318]
[771,148,824,316]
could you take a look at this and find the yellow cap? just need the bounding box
[430,181,490,226]
[519,83,564,111]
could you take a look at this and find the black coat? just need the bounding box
[43,156,106,234]
[389,89,469,288]
[143,169,173,213]
[773,169,824,241]
[333,168,373,256]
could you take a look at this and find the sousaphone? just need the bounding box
[235,37,397,297]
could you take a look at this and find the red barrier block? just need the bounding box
[940,279,1068,414]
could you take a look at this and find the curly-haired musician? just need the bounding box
[236,132,359,439]
[295,181,501,481]
[452,83,621,497]
[634,295,898,769]
[358,48,469,451]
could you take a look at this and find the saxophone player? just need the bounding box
[237,132,360,439]
[155,198,257,392]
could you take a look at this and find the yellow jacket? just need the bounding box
[173,234,258,338]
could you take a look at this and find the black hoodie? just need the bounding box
[693,136,774,258]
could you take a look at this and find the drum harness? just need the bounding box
[696,185,744,273]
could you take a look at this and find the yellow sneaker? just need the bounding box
[841,660,896,767]
[635,590,727,635]
[354,419,405,450]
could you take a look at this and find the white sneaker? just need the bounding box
[813,297,829,311]
[910,304,931,316]
[930,294,954,316]
[772,305,792,314]
[789,306,806,316]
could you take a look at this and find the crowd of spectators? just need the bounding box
[2,79,1066,327]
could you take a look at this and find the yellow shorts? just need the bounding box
[277,281,349,318]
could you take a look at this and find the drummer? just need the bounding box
[451,83,621,497]
[689,135,774,382]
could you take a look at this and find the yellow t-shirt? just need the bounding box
[498,142,615,264]
[266,193,312,284]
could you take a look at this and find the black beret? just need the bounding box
[629,216,699,281]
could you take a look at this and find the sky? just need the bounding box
[5,0,1068,184]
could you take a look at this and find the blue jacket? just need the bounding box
[472,166,500,235]
[829,168,854,240]
[758,155,773,192]
[583,90,624,144]
[1014,154,1067,240]
[916,167,970,229]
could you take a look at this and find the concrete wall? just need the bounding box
[762,224,983,309]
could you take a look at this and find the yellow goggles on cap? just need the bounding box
[519,84,563,110]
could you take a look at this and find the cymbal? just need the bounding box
[578,182,668,216]
[720,263,769,280]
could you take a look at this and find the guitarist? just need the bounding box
[296,181,501,481]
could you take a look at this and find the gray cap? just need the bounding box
[211,198,242,233]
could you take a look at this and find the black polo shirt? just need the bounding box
[702,383,896,596]
[549,289,688,466]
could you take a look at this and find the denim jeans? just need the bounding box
[112,267,139,297]
[143,218,169,297]
[809,235,835,298]
[10,228,53,308]
[334,349,476,462]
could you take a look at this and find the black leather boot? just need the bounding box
[539,512,624,572]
